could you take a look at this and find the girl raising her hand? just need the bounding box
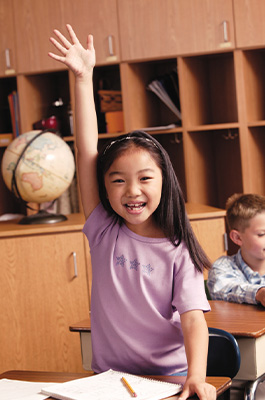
[49,25,216,400]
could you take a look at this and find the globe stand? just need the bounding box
[18,209,67,225]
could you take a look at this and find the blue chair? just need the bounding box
[207,327,241,400]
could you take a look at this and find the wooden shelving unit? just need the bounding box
[1,0,264,215]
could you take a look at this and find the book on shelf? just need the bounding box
[41,369,182,400]
[8,91,21,138]
[147,68,181,121]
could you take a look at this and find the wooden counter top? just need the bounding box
[0,204,225,238]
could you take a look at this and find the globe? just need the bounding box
[1,130,75,224]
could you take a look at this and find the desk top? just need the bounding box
[70,300,265,338]
[69,318,91,332]
[0,370,231,398]
[206,300,265,338]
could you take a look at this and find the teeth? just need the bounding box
[126,203,145,208]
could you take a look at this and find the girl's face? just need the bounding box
[237,212,265,268]
[104,147,163,236]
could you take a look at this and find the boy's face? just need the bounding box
[234,212,265,265]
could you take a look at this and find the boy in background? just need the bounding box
[207,193,265,306]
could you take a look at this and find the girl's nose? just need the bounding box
[126,181,141,197]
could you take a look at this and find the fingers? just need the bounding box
[53,28,72,49]
[48,25,78,59]
[87,34,94,51]
[49,36,67,56]
[179,384,216,400]
[48,51,65,63]
[66,24,80,45]
[178,390,188,399]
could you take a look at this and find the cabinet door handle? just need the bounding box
[222,21,229,43]
[5,48,11,69]
[72,251,78,278]
[108,35,115,56]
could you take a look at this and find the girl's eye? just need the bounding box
[112,178,124,183]
[140,176,152,181]
[258,233,265,237]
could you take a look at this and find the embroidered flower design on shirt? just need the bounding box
[130,259,140,271]
[142,263,154,276]
[116,254,127,267]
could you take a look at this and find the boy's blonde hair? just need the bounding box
[226,193,265,232]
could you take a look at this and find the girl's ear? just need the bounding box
[229,229,242,246]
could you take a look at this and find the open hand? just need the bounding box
[48,24,95,78]
[179,378,216,400]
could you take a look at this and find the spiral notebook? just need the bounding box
[41,369,182,400]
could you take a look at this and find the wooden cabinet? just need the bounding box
[118,0,235,61]
[0,214,91,373]
[234,0,265,48]
[12,0,120,74]
[187,203,227,277]
[0,0,16,76]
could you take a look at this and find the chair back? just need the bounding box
[207,327,241,379]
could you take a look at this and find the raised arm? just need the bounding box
[49,24,99,219]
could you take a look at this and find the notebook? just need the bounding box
[41,369,182,400]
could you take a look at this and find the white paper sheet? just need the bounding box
[0,378,55,400]
[41,369,182,400]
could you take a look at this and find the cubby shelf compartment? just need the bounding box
[0,76,17,134]
[17,70,71,134]
[246,126,265,196]
[179,52,238,127]
[184,128,243,208]
[120,59,181,132]
[92,64,121,134]
[242,49,265,123]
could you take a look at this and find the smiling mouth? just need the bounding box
[125,202,146,211]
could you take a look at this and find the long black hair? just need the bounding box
[97,130,211,272]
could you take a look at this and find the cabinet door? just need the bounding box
[13,0,120,74]
[118,0,235,61]
[67,0,120,66]
[0,231,90,373]
[190,217,226,280]
[234,0,265,48]
[13,0,72,73]
[0,0,16,76]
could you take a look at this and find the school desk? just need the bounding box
[205,300,265,399]
[70,299,265,400]
[0,370,231,399]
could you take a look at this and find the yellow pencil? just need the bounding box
[121,376,138,397]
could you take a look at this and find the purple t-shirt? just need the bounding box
[83,203,210,375]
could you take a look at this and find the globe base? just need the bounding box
[18,210,68,225]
